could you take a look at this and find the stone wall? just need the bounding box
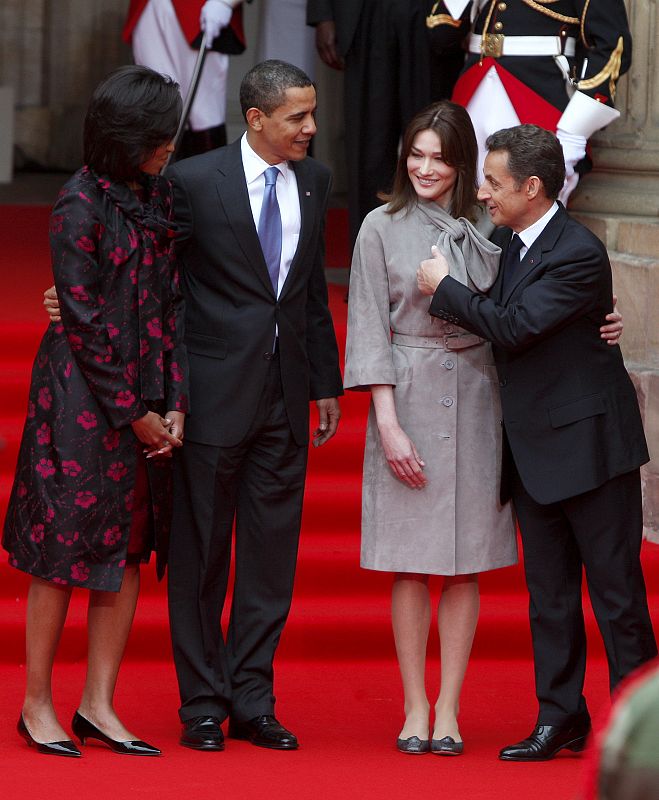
[570,0,659,541]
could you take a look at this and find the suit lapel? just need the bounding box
[214,140,274,296]
[280,158,315,297]
[500,205,569,304]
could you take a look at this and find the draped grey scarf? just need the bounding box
[415,200,501,292]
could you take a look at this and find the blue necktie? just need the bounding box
[257,166,282,293]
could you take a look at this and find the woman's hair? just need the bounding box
[83,65,181,182]
[384,101,479,220]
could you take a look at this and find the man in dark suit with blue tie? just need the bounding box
[166,60,343,752]
[417,124,657,762]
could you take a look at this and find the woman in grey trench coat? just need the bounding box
[345,101,516,755]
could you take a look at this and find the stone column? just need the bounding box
[571,0,659,541]
[0,0,129,170]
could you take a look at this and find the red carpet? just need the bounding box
[0,204,657,799]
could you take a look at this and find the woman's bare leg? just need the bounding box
[22,576,73,742]
[77,564,140,740]
[433,574,480,742]
[392,573,431,740]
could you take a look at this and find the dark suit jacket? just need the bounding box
[167,140,343,448]
[429,204,648,505]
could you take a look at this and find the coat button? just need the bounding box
[444,359,455,369]
[499,379,507,387]
[442,397,454,407]
[494,21,503,30]
[264,352,273,361]
[498,2,507,9]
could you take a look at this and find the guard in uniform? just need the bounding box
[426,0,632,201]
[123,0,246,156]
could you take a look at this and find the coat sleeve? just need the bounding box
[50,187,149,428]
[305,171,344,400]
[575,0,632,105]
[161,183,189,414]
[424,0,472,52]
[343,213,396,390]
[306,0,335,25]
[429,238,607,353]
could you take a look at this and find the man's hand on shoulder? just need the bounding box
[44,285,61,322]
[600,294,623,346]
[313,397,341,447]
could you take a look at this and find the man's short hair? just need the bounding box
[239,60,313,118]
[485,125,566,201]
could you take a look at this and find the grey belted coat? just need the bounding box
[344,200,517,574]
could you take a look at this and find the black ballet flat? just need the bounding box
[431,735,464,755]
[396,735,430,754]
[18,715,81,758]
[72,711,161,756]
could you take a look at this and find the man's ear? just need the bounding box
[526,176,542,200]
[245,107,263,132]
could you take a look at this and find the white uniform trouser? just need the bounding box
[132,0,228,130]
[256,0,316,79]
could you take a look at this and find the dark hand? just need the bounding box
[313,397,341,447]
[132,411,183,459]
[315,21,344,69]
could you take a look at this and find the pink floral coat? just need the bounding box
[2,167,188,591]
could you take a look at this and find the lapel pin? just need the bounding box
[305,191,311,196]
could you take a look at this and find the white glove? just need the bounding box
[556,127,587,204]
[200,0,232,47]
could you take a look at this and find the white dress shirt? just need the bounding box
[241,133,301,298]
[513,201,559,260]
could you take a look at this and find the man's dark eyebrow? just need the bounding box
[286,107,316,119]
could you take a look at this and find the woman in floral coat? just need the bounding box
[3,66,188,756]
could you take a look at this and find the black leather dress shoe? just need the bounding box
[180,716,225,751]
[228,715,298,750]
[396,735,430,754]
[499,720,591,762]
[18,716,81,758]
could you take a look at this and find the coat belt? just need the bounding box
[468,33,576,57]
[392,332,485,350]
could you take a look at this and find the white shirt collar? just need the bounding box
[515,202,559,252]
[240,133,291,186]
